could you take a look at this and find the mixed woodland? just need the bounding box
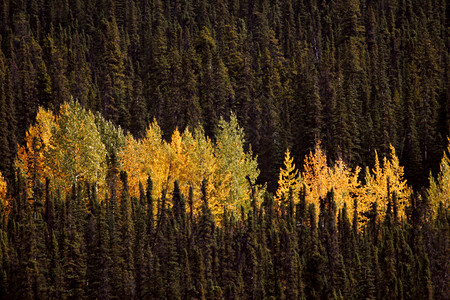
[0,0,449,299]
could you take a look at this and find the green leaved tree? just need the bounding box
[214,113,261,218]
[47,100,107,193]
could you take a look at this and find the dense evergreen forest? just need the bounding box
[0,0,449,299]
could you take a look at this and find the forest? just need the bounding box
[0,0,449,299]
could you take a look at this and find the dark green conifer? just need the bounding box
[119,171,135,298]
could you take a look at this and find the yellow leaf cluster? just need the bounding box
[15,102,107,197]
[0,171,7,208]
[119,122,218,214]
[275,149,301,204]
[120,120,170,201]
[301,143,362,221]
[295,143,410,224]
[329,158,362,221]
[364,146,411,220]
[302,143,332,212]
[16,107,55,198]
[177,128,217,212]
[119,115,261,220]
[15,104,261,220]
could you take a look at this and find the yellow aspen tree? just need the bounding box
[427,138,450,218]
[168,128,188,188]
[302,142,331,217]
[119,134,146,197]
[329,158,362,222]
[15,107,56,198]
[120,119,171,200]
[364,145,411,220]
[301,143,363,222]
[385,145,411,219]
[180,127,217,213]
[141,121,171,200]
[363,151,385,216]
[275,149,301,204]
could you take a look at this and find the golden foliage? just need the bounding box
[16,103,419,226]
[179,127,217,213]
[302,143,362,221]
[119,134,145,197]
[329,158,362,222]
[15,102,107,197]
[300,143,410,224]
[364,146,411,220]
[302,143,331,211]
[275,149,301,204]
[0,171,7,208]
[119,120,170,200]
[119,115,261,220]
[15,107,56,198]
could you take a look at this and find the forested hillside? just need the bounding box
[0,0,449,299]
[0,0,449,189]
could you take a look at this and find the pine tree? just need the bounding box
[99,16,128,127]
[85,209,99,299]
[119,171,135,298]
[134,182,148,299]
[0,47,17,182]
[293,43,322,157]
[45,34,70,110]
[304,203,327,299]
[62,185,87,299]
[196,27,234,138]
[106,178,122,298]
[197,180,215,292]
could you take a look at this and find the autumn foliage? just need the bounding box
[276,143,413,224]
[15,103,260,220]
[120,114,261,218]
[16,102,107,198]
[6,102,448,227]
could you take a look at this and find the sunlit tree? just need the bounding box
[119,119,170,201]
[16,107,55,198]
[119,134,145,198]
[329,158,362,222]
[302,143,363,221]
[46,100,107,193]
[214,113,261,217]
[364,146,411,220]
[275,149,301,204]
[302,143,331,215]
[179,127,217,213]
